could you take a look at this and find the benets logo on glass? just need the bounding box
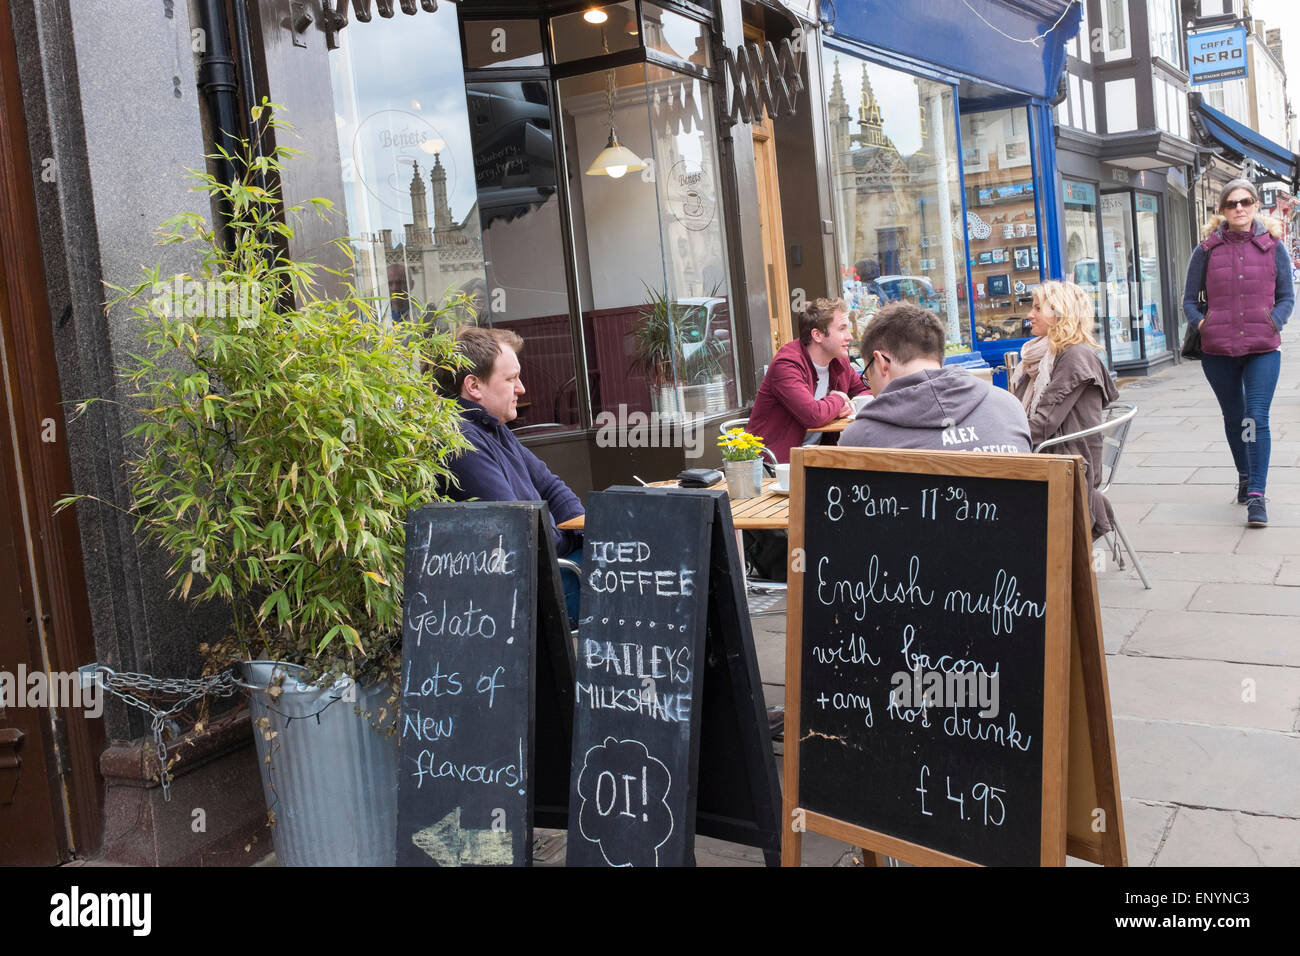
[49,886,151,937]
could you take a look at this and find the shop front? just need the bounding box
[815,0,1081,369]
[241,0,792,496]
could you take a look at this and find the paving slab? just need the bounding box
[1234,530,1300,555]
[1104,655,1300,732]
[1123,609,1300,668]
[1105,522,1244,554]
[1101,607,1147,654]
[1123,439,1215,453]
[1113,718,1300,816]
[1123,552,1281,583]
[1134,452,1238,469]
[1065,798,1173,868]
[1189,465,1300,485]
[1096,577,1198,610]
[1154,808,1300,867]
[1144,502,1300,527]
[1190,582,1300,616]
[1111,467,1197,484]
[1104,483,1242,506]
[1276,557,1300,587]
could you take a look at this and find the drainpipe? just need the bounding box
[196,0,242,247]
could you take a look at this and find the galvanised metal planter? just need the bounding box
[240,661,398,866]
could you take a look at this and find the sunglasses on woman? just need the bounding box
[1223,198,1256,210]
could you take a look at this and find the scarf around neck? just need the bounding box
[1013,335,1055,419]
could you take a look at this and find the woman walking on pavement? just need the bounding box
[1182,179,1293,528]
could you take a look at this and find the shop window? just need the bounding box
[465,79,582,435]
[463,19,544,69]
[557,61,738,422]
[960,108,1042,345]
[642,3,711,68]
[1134,193,1168,356]
[1100,192,1140,362]
[823,54,969,350]
[1063,180,1107,359]
[326,4,486,326]
[552,2,640,64]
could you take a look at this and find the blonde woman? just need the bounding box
[1011,281,1118,537]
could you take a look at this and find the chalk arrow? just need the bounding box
[412,808,514,866]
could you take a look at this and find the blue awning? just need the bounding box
[821,0,1081,101]
[1193,95,1298,186]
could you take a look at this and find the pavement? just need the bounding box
[695,321,1300,867]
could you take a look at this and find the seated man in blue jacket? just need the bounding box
[435,326,584,619]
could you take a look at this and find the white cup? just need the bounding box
[774,463,791,492]
[852,394,872,412]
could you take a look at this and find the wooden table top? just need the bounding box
[808,417,852,434]
[556,478,791,531]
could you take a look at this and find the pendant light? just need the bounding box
[585,26,646,180]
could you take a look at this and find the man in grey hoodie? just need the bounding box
[841,302,1031,452]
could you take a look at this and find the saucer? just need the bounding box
[770,486,791,496]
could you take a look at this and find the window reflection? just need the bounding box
[327,6,485,322]
[824,55,968,349]
[559,62,737,421]
[467,80,580,435]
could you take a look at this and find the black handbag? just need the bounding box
[1182,290,1206,360]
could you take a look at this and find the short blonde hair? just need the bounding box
[1032,280,1100,354]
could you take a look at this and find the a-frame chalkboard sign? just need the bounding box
[396,501,575,866]
[565,487,782,867]
[782,447,1124,867]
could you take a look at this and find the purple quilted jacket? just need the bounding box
[1183,219,1293,356]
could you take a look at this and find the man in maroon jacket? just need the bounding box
[747,297,868,463]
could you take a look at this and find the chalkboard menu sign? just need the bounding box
[784,448,1074,867]
[565,490,713,867]
[397,501,573,866]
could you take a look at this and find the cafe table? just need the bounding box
[555,477,790,531]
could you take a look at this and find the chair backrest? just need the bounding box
[1033,401,1137,494]
[719,417,749,435]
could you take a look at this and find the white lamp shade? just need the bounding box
[585,137,646,178]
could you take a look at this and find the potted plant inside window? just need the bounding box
[61,105,470,866]
[634,284,731,418]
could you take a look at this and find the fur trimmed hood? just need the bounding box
[1201,213,1284,240]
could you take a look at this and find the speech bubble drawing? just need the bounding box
[576,737,673,867]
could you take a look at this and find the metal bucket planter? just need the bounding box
[240,660,398,866]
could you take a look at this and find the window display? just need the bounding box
[961,108,1043,343]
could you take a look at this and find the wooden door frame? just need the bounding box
[0,0,104,859]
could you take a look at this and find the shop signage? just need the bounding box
[1135,194,1158,213]
[781,447,1127,867]
[1187,26,1249,86]
[1063,181,1096,206]
[724,37,805,127]
[565,488,781,866]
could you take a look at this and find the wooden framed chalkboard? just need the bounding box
[565,487,782,867]
[783,447,1076,867]
[397,501,574,866]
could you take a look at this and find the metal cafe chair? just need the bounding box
[557,557,583,643]
[1034,401,1151,590]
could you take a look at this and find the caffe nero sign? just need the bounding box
[1188,26,1248,86]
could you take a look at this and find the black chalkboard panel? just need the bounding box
[397,502,549,866]
[565,490,714,867]
[797,465,1049,866]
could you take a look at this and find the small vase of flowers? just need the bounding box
[717,428,770,499]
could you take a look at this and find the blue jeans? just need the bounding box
[559,546,583,625]
[1200,350,1282,496]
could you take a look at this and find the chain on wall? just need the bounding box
[724,37,805,128]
